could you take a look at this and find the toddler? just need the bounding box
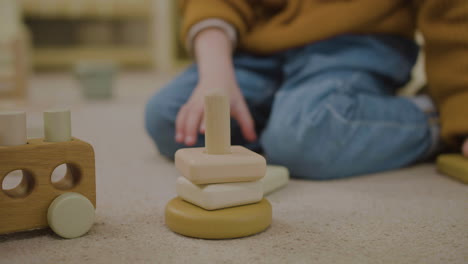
[145,0,468,179]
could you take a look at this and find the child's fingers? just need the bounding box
[199,115,206,134]
[184,107,203,146]
[175,105,188,143]
[232,103,257,142]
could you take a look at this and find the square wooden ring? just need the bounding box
[175,146,266,184]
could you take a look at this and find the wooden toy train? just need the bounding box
[0,110,96,239]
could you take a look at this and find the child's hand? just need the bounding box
[463,138,468,158]
[175,81,256,146]
[175,28,257,146]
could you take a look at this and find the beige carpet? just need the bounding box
[0,72,467,264]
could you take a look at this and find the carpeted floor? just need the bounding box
[0,72,467,264]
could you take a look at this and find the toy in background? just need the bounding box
[165,92,289,239]
[0,0,30,100]
[0,109,96,239]
[74,60,118,100]
[437,154,468,184]
[263,165,289,195]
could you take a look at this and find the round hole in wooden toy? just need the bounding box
[2,169,35,198]
[51,163,81,190]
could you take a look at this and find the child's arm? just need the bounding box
[175,28,256,146]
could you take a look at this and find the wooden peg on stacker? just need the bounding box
[204,92,231,154]
[0,111,26,146]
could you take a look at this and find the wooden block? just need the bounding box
[262,165,289,195]
[175,146,266,184]
[176,177,263,210]
[47,192,95,239]
[0,138,96,235]
[0,110,26,146]
[44,109,72,142]
[437,154,468,184]
[165,197,272,239]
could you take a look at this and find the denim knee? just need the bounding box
[261,87,431,180]
[260,91,362,180]
[145,92,180,159]
[260,115,342,180]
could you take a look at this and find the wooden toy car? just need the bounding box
[0,110,96,239]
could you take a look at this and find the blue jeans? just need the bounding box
[145,35,435,180]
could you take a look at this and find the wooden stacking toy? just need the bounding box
[437,154,468,184]
[165,92,272,239]
[0,109,96,239]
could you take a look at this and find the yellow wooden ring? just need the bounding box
[165,197,272,239]
[48,192,95,239]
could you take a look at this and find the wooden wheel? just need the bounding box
[47,192,95,238]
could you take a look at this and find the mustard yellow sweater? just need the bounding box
[180,0,468,148]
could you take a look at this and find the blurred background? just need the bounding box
[0,0,425,111]
[0,0,189,108]
[0,0,195,194]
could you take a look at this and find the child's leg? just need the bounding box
[260,35,437,179]
[145,54,281,158]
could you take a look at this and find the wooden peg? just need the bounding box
[0,111,26,146]
[44,109,72,142]
[204,93,230,154]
